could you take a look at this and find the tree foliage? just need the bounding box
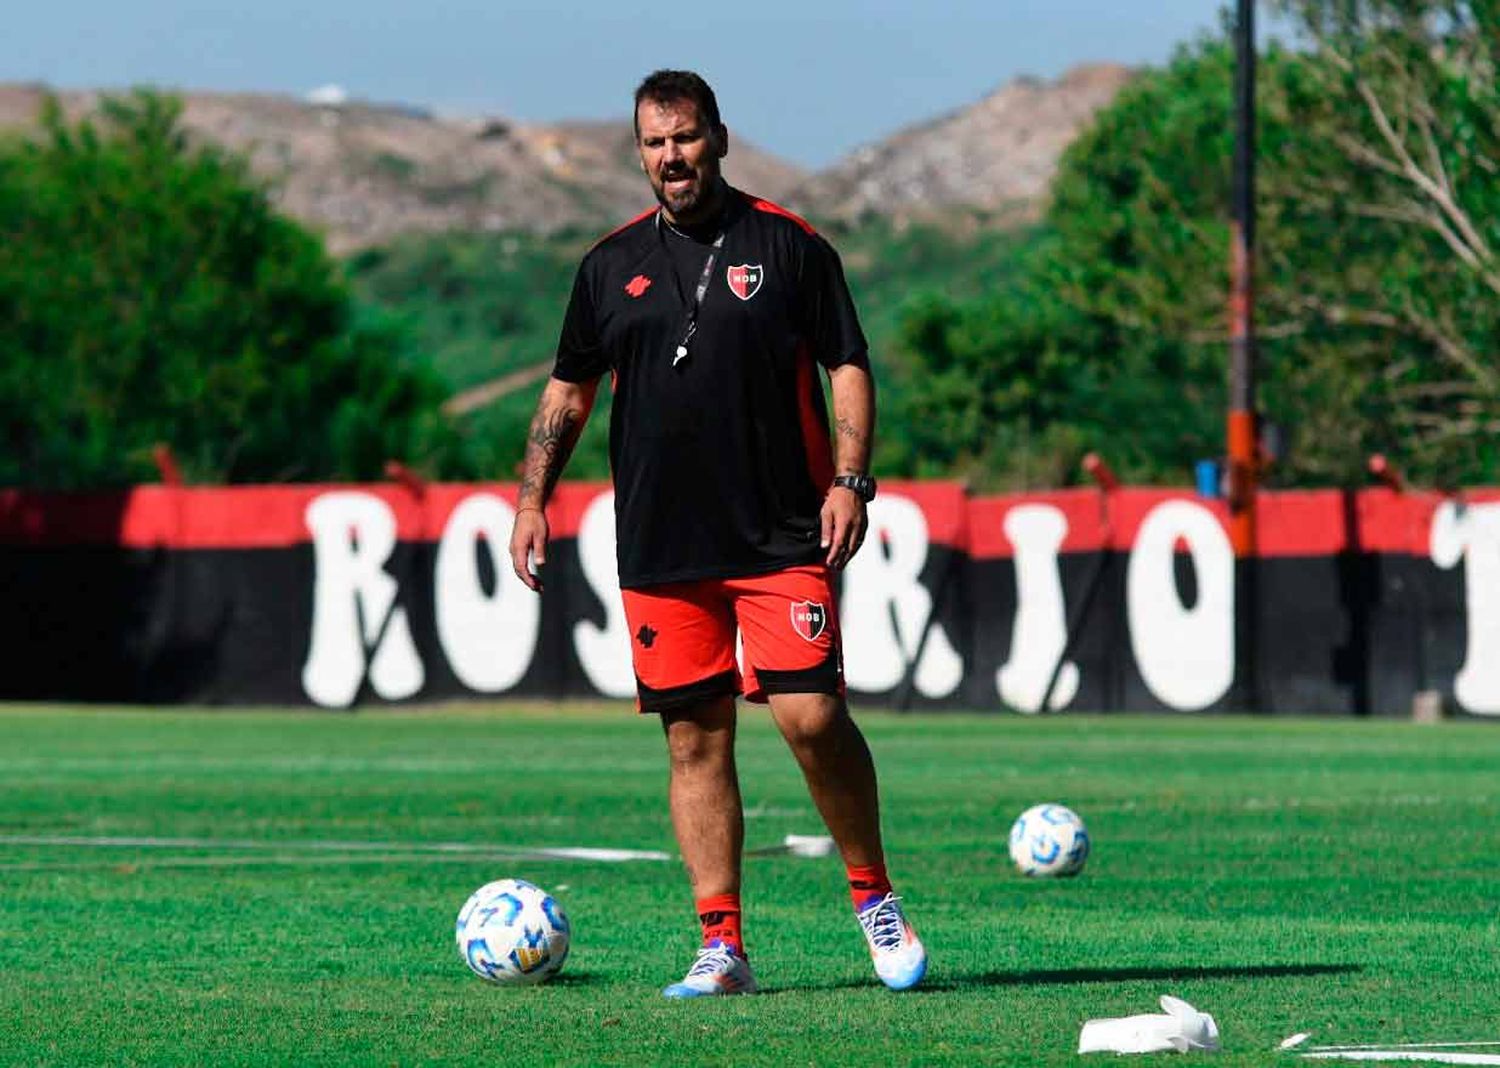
[891,6,1500,489]
[346,229,611,480]
[1271,0,1500,482]
[0,91,464,487]
[345,215,1036,483]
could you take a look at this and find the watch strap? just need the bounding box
[831,474,877,502]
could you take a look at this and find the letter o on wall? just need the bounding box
[1126,500,1235,711]
[1432,500,1500,715]
[434,494,540,693]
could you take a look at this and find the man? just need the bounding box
[507,69,925,997]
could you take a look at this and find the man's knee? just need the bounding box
[662,700,736,770]
[772,693,849,750]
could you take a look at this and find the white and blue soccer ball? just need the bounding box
[1009,803,1090,877]
[455,879,571,985]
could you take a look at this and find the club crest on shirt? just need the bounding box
[790,600,827,642]
[726,264,764,301]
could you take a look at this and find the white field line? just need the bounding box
[1303,1054,1500,1065]
[1313,1046,1500,1053]
[0,834,670,862]
[0,853,636,872]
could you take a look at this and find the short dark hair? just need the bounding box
[633,69,723,139]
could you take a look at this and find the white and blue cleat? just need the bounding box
[662,944,758,998]
[857,893,927,990]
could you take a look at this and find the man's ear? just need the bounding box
[714,125,730,159]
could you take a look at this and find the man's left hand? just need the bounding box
[821,486,868,570]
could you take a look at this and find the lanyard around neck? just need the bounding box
[657,213,725,367]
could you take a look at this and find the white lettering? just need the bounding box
[997,504,1079,712]
[573,491,635,698]
[434,494,539,693]
[1126,500,1234,710]
[841,495,962,697]
[1431,500,1500,714]
[302,492,423,707]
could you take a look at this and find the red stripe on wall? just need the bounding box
[874,482,968,549]
[969,489,1115,557]
[0,484,609,549]
[1355,488,1441,554]
[2,484,1494,556]
[965,488,1450,559]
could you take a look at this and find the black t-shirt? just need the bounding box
[552,186,869,589]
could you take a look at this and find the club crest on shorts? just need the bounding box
[790,600,827,642]
[726,264,763,301]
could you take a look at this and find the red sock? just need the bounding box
[696,893,744,957]
[847,862,893,912]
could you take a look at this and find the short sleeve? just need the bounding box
[552,261,609,383]
[798,234,870,371]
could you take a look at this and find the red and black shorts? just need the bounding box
[621,564,844,713]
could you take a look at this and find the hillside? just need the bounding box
[801,63,1134,222]
[0,85,806,254]
[0,65,1128,250]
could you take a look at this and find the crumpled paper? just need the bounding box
[744,834,836,858]
[781,834,835,857]
[1079,995,1221,1055]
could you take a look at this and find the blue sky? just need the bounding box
[5,1,1238,167]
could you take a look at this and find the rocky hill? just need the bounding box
[0,83,808,253]
[801,63,1134,222]
[0,65,1129,251]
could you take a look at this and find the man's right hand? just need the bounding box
[509,507,549,592]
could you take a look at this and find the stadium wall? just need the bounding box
[1,482,1496,716]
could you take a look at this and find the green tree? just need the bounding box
[1270,0,1500,483]
[0,90,464,487]
[888,44,1255,488]
[893,12,1500,489]
[345,229,612,480]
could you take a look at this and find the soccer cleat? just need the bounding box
[661,944,758,998]
[857,893,927,990]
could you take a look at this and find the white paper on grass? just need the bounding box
[782,834,835,858]
[1078,995,1221,1055]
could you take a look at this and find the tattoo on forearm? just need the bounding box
[519,405,582,505]
[834,417,866,444]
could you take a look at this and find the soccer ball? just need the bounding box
[1009,803,1090,877]
[455,879,571,985]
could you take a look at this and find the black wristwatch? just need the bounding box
[831,473,877,502]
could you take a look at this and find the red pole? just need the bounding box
[1228,0,1260,710]
[384,460,428,498]
[152,443,184,486]
[1367,453,1405,494]
[1227,0,1258,558]
[1081,451,1120,493]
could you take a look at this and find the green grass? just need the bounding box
[1,706,1497,1066]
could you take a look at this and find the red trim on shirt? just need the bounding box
[794,342,834,494]
[746,195,818,235]
[592,207,657,249]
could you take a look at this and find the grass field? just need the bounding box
[1,705,1497,1066]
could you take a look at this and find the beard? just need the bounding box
[653,167,720,223]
